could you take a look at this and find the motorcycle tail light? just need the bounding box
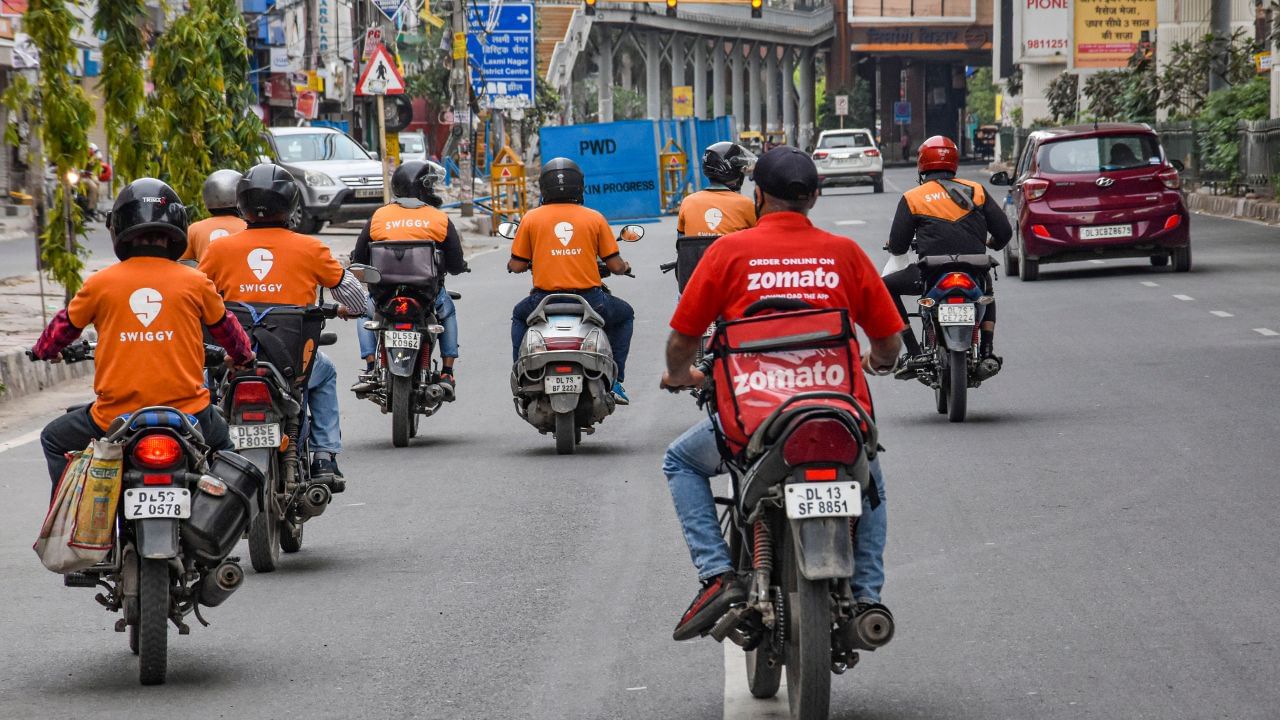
[232,380,271,408]
[386,296,421,319]
[1158,167,1180,189]
[553,365,575,373]
[143,473,174,486]
[133,435,182,470]
[1023,178,1050,201]
[803,468,838,481]
[946,296,967,304]
[1163,214,1181,231]
[783,418,859,466]
[937,272,977,291]
[241,410,267,422]
[580,328,604,354]
[395,323,413,330]
[545,337,584,351]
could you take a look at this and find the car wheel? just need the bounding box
[1150,254,1169,267]
[1019,236,1040,281]
[291,205,323,235]
[1004,244,1020,278]
[1172,245,1192,272]
[872,176,884,194]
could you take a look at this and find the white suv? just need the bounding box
[812,129,884,193]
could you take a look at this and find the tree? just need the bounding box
[95,0,157,185]
[1197,76,1270,179]
[818,77,872,131]
[966,67,997,125]
[1158,29,1261,118]
[1045,72,1078,123]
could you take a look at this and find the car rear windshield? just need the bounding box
[818,133,874,149]
[1037,134,1162,173]
[275,133,371,162]
[400,136,425,153]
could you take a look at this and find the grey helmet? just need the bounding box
[203,169,243,213]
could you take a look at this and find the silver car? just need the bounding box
[813,128,885,193]
[265,127,385,233]
[398,131,429,164]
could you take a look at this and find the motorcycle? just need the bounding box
[218,302,339,572]
[28,340,265,685]
[680,301,895,719]
[496,220,642,454]
[903,254,997,423]
[348,255,462,448]
[661,232,721,363]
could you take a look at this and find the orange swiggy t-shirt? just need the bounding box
[369,202,449,242]
[67,257,227,429]
[510,203,620,291]
[180,215,248,262]
[198,226,344,306]
[677,189,757,236]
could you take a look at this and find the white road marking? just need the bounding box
[1088,259,1106,265]
[1140,281,1160,287]
[344,502,366,507]
[626,686,647,691]
[1210,311,1234,318]
[1254,328,1279,337]
[724,644,789,719]
[835,220,866,226]
[0,429,41,455]
[1173,294,1194,301]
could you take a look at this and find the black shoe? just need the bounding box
[310,453,345,492]
[672,573,746,641]
[438,371,456,401]
[893,353,930,381]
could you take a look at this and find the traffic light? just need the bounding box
[666,0,677,17]
[750,0,762,18]
[584,0,595,16]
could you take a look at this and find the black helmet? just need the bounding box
[391,160,446,203]
[702,142,756,190]
[539,157,585,204]
[109,178,189,261]
[203,169,243,213]
[237,163,299,227]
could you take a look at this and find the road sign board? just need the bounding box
[893,101,911,124]
[466,2,535,110]
[834,95,849,116]
[362,28,383,60]
[355,43,405,96]
[371,0,402,21]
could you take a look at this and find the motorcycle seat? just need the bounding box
[543,303,587,316]
[118,408,199,432]
[526,293,605,327]
[918,254,997,270]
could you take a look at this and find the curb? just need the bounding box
[0,348,94,405]
[1185,192,1280,225]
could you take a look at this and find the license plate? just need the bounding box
[230,423,281,450]
[385,330,421,350]
[123,488,192,520]
[354,187,382,198]
[544,374,583,394]
[784,482,862,519]
[1080,223,1132,240]
[937,303,976,325]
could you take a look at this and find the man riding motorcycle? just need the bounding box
[33,178,254,488]
[350,160,468,396]
[882,135,1012,378]
[660,146,904,640]
[198,163,366,485]
[676,142,758,237]
[507,157,635,404]
[180,169,248,263]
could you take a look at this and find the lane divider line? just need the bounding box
[0,429,42,455]
[1210,311,1234,318]
[1141,281,1160,287]
[835,220,867,226]
[1173,294,1195,301]
[1254,328,1279,337]
[723,643,789,719]
[1088,259,1106,264]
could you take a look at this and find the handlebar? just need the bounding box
[27,339,95,364]
[659,262,677,273]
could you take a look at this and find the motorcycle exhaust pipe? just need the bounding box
[197,561,244,607]
[424,383,446,403]
[847,604,895,650]
[297,483,332,519]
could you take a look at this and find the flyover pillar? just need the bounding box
[731,43,746,134]
[670,33,686,105]
[764,45,779,134]
[645,32,661,120]
[711,40,726,118]
[692,38,708,120]
[597,29,614,124]
[748,44,762,133]
[781,46,796,146]
[798,47,815,151]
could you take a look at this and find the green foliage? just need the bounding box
[1045,72,1078,123]
[610,87,646,121]
[208,0,265,169]
[95,0,156,184]
[1196,76,1271,179]
[402,25,451,104]
[0,75,34,150]
[1083,53,1158,123]
[1006,64,1022,97]
[965,67,997,125]
[1158,30,1261,118]
[818,78,873,131]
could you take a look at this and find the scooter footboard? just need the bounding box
[789,517,854,580]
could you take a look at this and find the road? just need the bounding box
[1,165,1278,720]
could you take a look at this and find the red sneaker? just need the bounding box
[672,573,746,641]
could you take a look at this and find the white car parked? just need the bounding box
[812,128,884,193]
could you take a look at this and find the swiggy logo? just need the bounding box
[248,248,274,280]
[704,208,723,231]
[129,288,163,328]
[554,221,574,247]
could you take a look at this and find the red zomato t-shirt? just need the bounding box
[670,211,904,414]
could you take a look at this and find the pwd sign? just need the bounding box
[540,120,661,221]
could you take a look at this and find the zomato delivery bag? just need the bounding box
[708,308,862,454]
[34,439,124,573]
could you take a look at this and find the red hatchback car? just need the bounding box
[990,123,1190,281]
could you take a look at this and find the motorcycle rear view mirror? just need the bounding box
[619,224,644,242]
[348,264,382,285]
[496,221,519,240]
[989,171,1011,186]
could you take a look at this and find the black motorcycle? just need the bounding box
[29,340,265,685]
[219,303,339,572]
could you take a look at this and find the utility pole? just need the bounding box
[1209,0,1232,92]
[450,0,474,217]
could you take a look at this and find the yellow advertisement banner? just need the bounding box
[452,32,467,61]
[1074,0,1155,69]
[672,85,693,118]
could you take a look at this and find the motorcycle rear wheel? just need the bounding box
[554,412,576,455]
[249,465,281,573]
[947,349,968,423]
[137,558,170,685]
[280,521,304,553]
[391,374,413,448]
[783,526,831,719]
[730,516,782,699]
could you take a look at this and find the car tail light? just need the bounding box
[813,151,829,160]
[864,149,880,157]
[783,418,859,466]
[1163,214,1181,231]
[133,435,182,469]
[1158,168,1181,189]
[937,272,977,291]
[385,296,421,319]
[544,337,584,351]
[1023,178,1050,201]
[232,380,271,407]
[1031,224,1051,239]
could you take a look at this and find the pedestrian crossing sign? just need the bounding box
[356,44,405,96]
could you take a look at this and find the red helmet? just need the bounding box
[917,135,959,175]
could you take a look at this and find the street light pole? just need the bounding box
[63,168,79,307]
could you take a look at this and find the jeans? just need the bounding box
[663,417,888,603]
[307,351,342,455]
[41,404,230,489]
[358,289,459,360]
[510,288,634,382]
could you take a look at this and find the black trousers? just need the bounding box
[882,266,997,324]
[41,404,231,489]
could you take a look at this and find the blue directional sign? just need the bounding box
[466,3,536,110]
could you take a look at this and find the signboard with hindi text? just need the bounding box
[1073,0,1155,69]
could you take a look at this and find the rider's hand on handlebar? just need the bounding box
[660,366,706,392]
[227,352,256,372]
[862,352,898,377]
[336,305,360,320]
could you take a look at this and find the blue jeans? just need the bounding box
[306,351,342,454]
[358,289,459,360]
[510,287,634,382]
[663,417,888,603]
